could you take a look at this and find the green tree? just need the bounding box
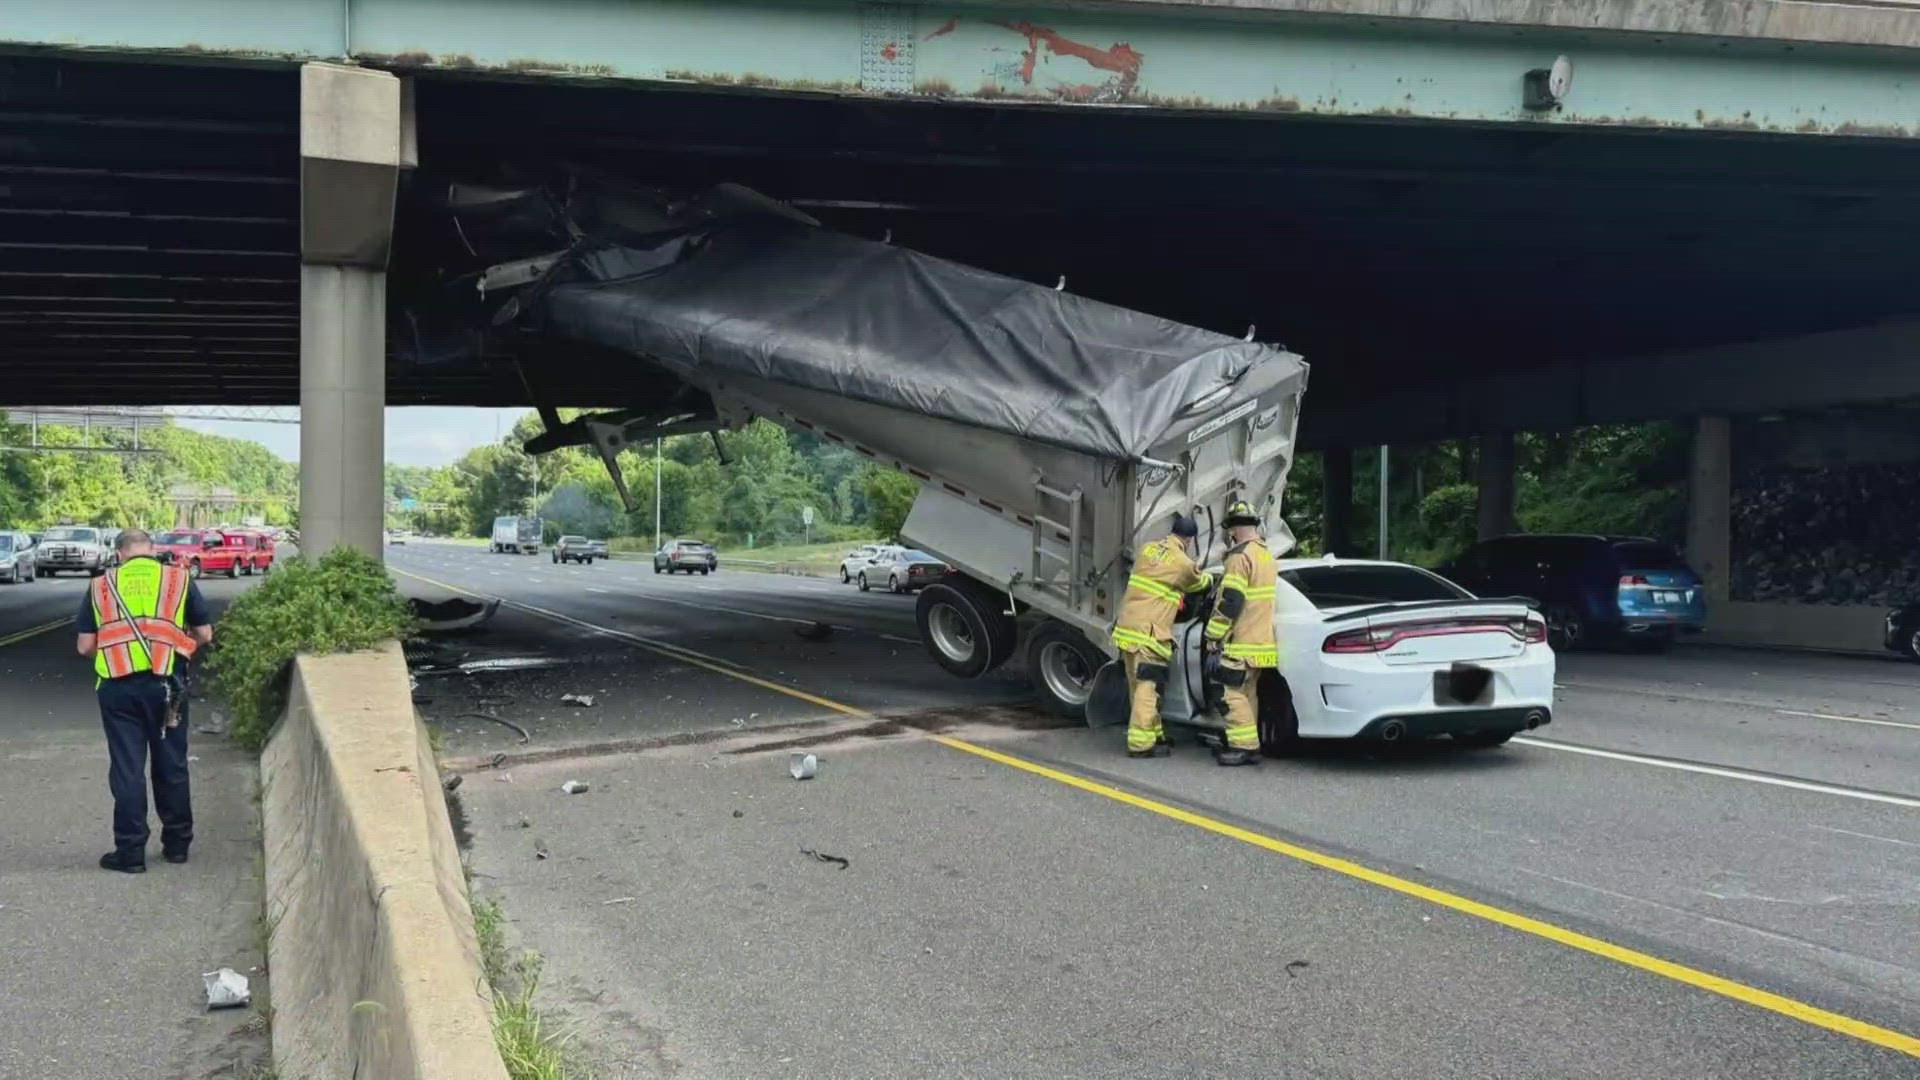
[860,466,917,540]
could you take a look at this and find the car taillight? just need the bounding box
[1517,617,1547,644]
[1323,627,1395,653]
[1620,575,1649,586]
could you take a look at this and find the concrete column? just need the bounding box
[1475,431,1516,540]
[298,63,412,560]
[1686,416,1732,603]
[1321,447,1353,556]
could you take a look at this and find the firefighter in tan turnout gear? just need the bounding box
[1205,500,1278,767]
[1110,513,1211,758]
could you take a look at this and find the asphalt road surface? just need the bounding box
[0,565,271,1079]
[392,541,1920,1079]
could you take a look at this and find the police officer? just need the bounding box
[1204,500,1278,766]
[1111,513,1211,758]
[74,529,212,873]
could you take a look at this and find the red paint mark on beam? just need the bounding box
[925,17,959,41]
[880,41,899,62]
[993,20,1142,96]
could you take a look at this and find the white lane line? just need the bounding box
[1512,737,1920,808]
[1811,825,1920,850]
[584,587,610,594]
[1775,709,1920,732]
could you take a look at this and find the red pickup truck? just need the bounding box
[153,529,257,579]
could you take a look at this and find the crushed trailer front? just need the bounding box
[403,175,1309,715]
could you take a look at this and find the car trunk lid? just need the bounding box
[1323,599,1539,666]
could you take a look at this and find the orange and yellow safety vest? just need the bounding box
[90,558,197,680]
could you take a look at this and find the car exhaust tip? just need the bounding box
[1378,719,1408,743]
[1524,710,1546,729]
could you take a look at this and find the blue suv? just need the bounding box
[1443,535,1707,651]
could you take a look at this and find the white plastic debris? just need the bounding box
[202,968,251,1009]
[560,693,596,708]
[560,780,590,794]
[789,753,819,781]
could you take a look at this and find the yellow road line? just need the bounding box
[0,617,71,649]
[389,564,1919,1058]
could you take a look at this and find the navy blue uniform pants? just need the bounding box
[98,673,192,857]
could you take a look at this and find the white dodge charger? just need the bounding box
[1133,556,1556,751]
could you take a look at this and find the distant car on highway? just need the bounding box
[0,530,37,584]
[654,539,717,575]
[1888,602,1920,661]
[1442,534,1705,651]
[587,538,609,560]
[859,549,950,594]
[227,528,276,574]
[553,536,598,564]
[153,529,247,579]
[35,525,113,577]
[839,543,901,584]
[387,529,409,545]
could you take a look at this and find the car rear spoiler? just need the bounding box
[1323,596,1540,622]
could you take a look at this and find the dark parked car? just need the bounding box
[1888,602,1920,661]
[859,549,950,594]
[1443,534,1706,650]
[654,539,717,575]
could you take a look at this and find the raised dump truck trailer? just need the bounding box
[405,175,1308,717]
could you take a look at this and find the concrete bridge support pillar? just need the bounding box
[1686,417,1732,604]
[298,63,412,560]
[1321,447,1353,556]
[1476,431,1516,541]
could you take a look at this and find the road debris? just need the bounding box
[799,847,850,869]
[457,711,531,744]
[534,840,550,860]
[560,693,596,708]
[602,896,637,906]
[561,780,591,794]
[789,752,819,780]
[494,773,513,783]
[732,810,744,818]
[442,773,463,793]
[794,621,834,641]
[1284,960,1310,979]
[516,816,531,829]
[482,751,508,769]
[202,968,251,1009]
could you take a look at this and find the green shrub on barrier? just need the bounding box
[207,546,417,750]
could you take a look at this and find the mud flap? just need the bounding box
[1084,660,1131,728]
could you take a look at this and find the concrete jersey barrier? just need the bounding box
[261,643,508,1080]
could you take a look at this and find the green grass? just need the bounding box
[471,892,591,1079]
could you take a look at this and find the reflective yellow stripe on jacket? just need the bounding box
[1204,539,1279,668]
[1112,534,1208,657]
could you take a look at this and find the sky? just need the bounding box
[176,407,529,467]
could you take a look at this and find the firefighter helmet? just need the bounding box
[1224,499,1260,527]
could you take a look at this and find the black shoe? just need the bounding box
[163,849,189,865]
[1127,747,1159,759]
[1214,747,1261,767]
[99,851,146,874]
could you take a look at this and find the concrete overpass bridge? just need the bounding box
[3,0,1918,647]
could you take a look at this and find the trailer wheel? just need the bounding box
[915,579,1016,678]
[1025,620,1105,719]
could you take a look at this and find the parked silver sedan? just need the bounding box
[839,543,901,584]
[0,530,37,584]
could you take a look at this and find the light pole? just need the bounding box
[1377,445,1390,560]
[653,437,663,550]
